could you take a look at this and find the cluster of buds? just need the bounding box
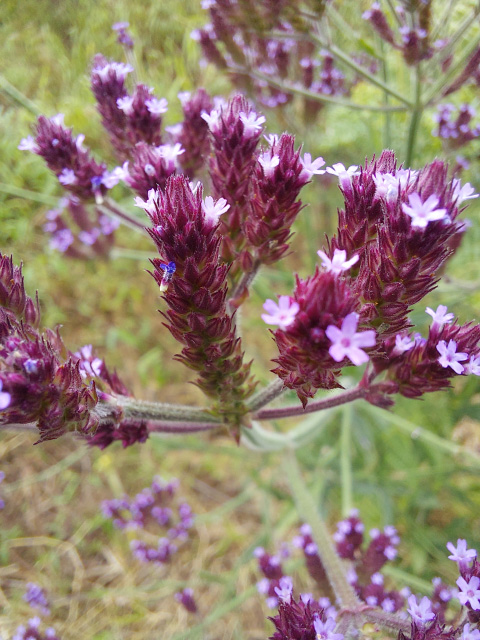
[0,254,142,445]
[12,617,60,640]
[255,511,405,616]
[362,1,439,66]
[433,104,480,151]
[256,514,470,640]
[23,583,50,617]
[175,588,198,614]
[264,151,480,407]
[43,196,119,258]
[101,477,194,566]
[140,175,257,433]
[195,1,352,117]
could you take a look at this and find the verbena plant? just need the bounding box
[3,2,480,638]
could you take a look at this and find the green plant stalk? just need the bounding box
[0,182,59,206]
[246,378,285,412]
[430,0,458,42]
[364,405,480,465]
[385,0,403,28]
[247,68,408,113]
[405,64,423,166]
[340,405,353,517]
[0,75,41,115]
[109,396,220,424]
[308,34,414,107]
[284,448,360,607]
[380,39,392,149]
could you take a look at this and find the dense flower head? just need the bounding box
[91,56,165,160]
[378,318,480,399]
[126,142,180,199]
[102,477,194,565]
[12,617,60,640]
[245,133,311,266]
[434,104,480,150]
[44,196,118,259]
[29,114,109,202]
[142,175,256,430]
[270,269,365,406]
[268,591,331,640]
[0,254,40,328]
[175,88,214,178]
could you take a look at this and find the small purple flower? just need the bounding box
[457,576,480,610]
[134,188,158,215]
[452,180,479,204]
[300,153,325,178]
[461,623,480,640]
[0,380,11,410]
[274,575,293,603]
[436,339,468,374]
[465,355,480,376]
[23,582,50,616]
[317,248,359,275]
[325,163,360,179]
[402,193,447,229]
[201,109,221,133]
[117,96,134,115]
[258,152,280,177]
[394,334,415,354]
[407,594,435,624]
[313,616,344,640]
[58,168,77,186]
[447,539,477,565]
[239,111,266,137]
[18,135,38,152]
[202,196,230,224]
[262,296,299,330]
[145,97,168,115]
[175,587,197,613]
[326,312,376,366]
[426,305,454,328]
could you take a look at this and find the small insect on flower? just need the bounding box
[159,261,176,292]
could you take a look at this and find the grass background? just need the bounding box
[1,1,480,638]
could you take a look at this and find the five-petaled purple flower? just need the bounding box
[317,248,359,275]
[447,539,477,565]
[457,576,480,610]
[407,594,436,624]
[426,305,455,328]
[262,296,300,331]
[436,339,468,374]
[326,312,376,366]
[402,193,447,229]
[313,616,344,640]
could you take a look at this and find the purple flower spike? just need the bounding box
[175,587,198,613]
[23,582,50,616]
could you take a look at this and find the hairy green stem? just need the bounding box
[405,64,423,166]
[284,449,360,607]
[340,405,353,517]
[110,396,220,424]
[253,385,367,421]
[145,420,221,433]
[246,378,285,412]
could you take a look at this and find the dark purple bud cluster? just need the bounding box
[175,89,214,179]
[44,196,119,258]
[196,1,349,113]
[126,141,183,200]
[23,583,50,616]
[292,523,329,589]
[142,175,257,432]
[101,477,194,566]
[23,114,111,203]
[12,617,60,640]
[434,104,480,151]
[91,55,165,160]
[268,591,335,640]
[0,254,133,444]
[362,1,435,66]
[254,547,292,609]
[265,150,480,406]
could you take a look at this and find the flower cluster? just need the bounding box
[44,196,119,258]
[140,175,258,434]
[263,151,480,406]
[102,477,194,566]
[196,1,350,115]
[175,588,198,614]
[12,617,60,640]
[23,583,50,616]
[434,104,480,151]
[0,254,99,443]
